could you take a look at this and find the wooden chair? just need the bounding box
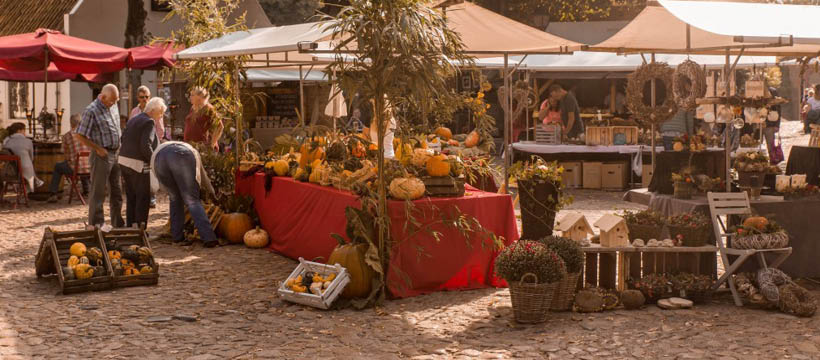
[706,192,792,306]
[0,154,29,209]
[67,151,91,205]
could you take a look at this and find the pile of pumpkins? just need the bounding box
[285,271,337,295]
[217,212,270,249]
[63,242,107,280]
[107,243,156,277]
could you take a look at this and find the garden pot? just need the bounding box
[518,179,560,240]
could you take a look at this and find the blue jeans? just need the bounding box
[49,161,72,194]
[662,136,676,151]
[154,144,216,244]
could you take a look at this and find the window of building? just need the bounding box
[8,82,28,119]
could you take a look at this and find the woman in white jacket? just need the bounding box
[2,122,42,190]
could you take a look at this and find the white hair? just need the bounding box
[101,83,118,97]
[137,85,150,96]
[143,97,167,115]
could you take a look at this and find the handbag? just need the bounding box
[771,132,785,164]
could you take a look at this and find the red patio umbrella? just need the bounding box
[0,28,132,74]
[128,42,181,70]
[0,64,110,83]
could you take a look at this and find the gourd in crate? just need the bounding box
[328,243,373,299]
[69,242,86,257]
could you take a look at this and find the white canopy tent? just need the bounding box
[475,52,778,72]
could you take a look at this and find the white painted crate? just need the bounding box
[535,124,562,144]
[278,258,351,309]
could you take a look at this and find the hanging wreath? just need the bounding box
[673,59,707,110]
[626,62,678,126]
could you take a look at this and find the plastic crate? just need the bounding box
[278,258,351,309]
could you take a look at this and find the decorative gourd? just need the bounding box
[435,127,453,141]
[67,255,80,268]
[111,260,124,276]
[447,139,460,147]
[244,226,270,248]
[389,177,426,200]
[294,167,308,182]
[137,247,153,261]
[120,259,135,270]
[79,256,90,265]
[327,243,374,299]
[93,265,106,277]
[73,264,94,280]
[108,250,122,260]
[86,247,103,266]
[124,267,141,276]
[464,131,480,148]
[273,160,289,176]
[425,154,450,177]
[62,266,75,280]
[673,142,684,151]
[140,265,154,274]
[298,144,313,168]
[411,148,432,167]
[743,216,769,230]
[218,213,254,244]
[69,242,87,257]
[121,248,140,263]
[309,164,323,183]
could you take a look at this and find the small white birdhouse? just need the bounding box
[594,214,629,247]
[555,213,594,243]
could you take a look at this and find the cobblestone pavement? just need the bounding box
[0,120,817,359]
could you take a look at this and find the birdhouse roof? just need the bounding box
[555,213,593,233]
[594,214,626,232]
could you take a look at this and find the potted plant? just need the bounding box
[733,151,780,199]
[539,236,584,311]
[666,212,712,247]
[671,169,695,200]
[495,240,566,323]
[621,209,664,242]
[509,156,572,240]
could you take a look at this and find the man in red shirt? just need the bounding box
[48,114,91,202]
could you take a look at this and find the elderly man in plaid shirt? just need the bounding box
[47,114,90,202]
[75,84,124,227]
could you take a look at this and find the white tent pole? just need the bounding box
[299,65,305,125]
[503,53,510,194]
[725,50,732,192]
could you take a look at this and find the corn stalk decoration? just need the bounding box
[323,0,476,305]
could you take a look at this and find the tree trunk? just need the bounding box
[125,0,147,112]
[374,92,388,298]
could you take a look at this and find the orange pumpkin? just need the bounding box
[447,139,459,147]
[465,131,480,148]
[435,127,453,141]
[743,216,769,230]
[327,243,374,299]
[218,213,254,244]
[426,154,450,177]
[351,141,366,158]
[299,144,313,168]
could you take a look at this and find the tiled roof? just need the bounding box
[0,0,77,36]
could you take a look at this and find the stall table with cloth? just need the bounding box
[786,146,820,186]
[648,149,726,195]
[236,173,519,298]
[512,143,662,184]
[626,191,819,278]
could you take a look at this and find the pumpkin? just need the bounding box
[411,148,432,167]
[67,255,80,268]
[294,167,308,182]
[73,264,94,280]
[108,250,121,260]
[350,141,366,158]
[140,265,154,274]
[120,248,140,263]
[389,177,426,200]
[673,142,685,151]
[298,144,313,168]
[69,242,87,257]
[138,247,153,260]
[435,127,453,141]
[93,265,106,277]
[447,139,460,147]
[426,154,450,177]
[111,260,124,276]
[218,213,254,244]
[327,243,374,299]
[62,266,75,280]
[464,131,480,148]
[309,165,323,183]
[124,267,141,276]
[743,216,769,230]
[273,160,289,176]
[244,226,270,248]
[120,259,135,270]
[86,247,103,266]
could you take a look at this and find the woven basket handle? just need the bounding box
[520,272,538,285]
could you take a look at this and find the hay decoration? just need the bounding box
[673,60,707,110]
[626,62,678,126]
[778,283,817,317]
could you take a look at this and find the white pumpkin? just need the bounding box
[389,177,426,200]
[243,227,270,248]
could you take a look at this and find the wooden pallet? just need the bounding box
[35,228,114,295]
[422,176,465,197]
[101,228,160,288]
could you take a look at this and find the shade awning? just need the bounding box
[176,22,332,61]
[475,52,777,72]
[245,68,327,82]
[0,28,132,73]
[129,42,182,70]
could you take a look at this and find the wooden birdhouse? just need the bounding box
[555,213,594,243]
[594,214,629,247]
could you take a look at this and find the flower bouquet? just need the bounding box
[666,212,712,247]
[728,216,789,250]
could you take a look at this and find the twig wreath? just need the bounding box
[626,62,678,126]
[674,59,707,110]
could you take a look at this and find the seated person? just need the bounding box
[1,122,42,190]
[48,114,91,202]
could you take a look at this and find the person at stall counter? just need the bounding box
[47,114,90,202]
[2,122,42,190]
[660,108,694,151]
[151,140,217,247]
[803,84,820,134]
[119,97,162,228]
[184,86,223,151]
[75,83,125,228]
[548,84,584,139]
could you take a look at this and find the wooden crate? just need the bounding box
[422,176,465,197]
[35,228,114,295]
[611,126,639,145]
[581,246,622,291]
[101,228,160,288]
[585,127,612,146]
[601,162,628,190]
[559,162,582,188]
[535,124,561,144]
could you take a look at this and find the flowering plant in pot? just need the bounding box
[509,156,572,240]
[671,168,696,199]
[666,212,711,247]
[620,209,664,241]
[495,240,566,323]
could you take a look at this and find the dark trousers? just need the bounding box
[154,144,216,244]
[662,136,676,151]
[89,151,124,227]
[122,167,151,228]
[49,161,89,194]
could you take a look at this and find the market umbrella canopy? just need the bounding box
[0,63,109,83]
[129,42,182,70]
[0,28,132,73]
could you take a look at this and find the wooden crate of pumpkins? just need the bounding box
[101,228,159,288]
[35,228,114,295]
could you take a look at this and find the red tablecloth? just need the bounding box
[236,173,518,298]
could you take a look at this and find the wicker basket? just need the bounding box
[550,272,580,311]
[732,231,789,250]
[666,224,711,247]
[673,181,694,200]
[508,273,558,323]
[627,223,664,242]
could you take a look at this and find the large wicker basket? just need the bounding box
[666,224,711,247]
[550,272,580,311]
[508,273,558,324]
[732,231,789,250]
[627,223,664,242]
